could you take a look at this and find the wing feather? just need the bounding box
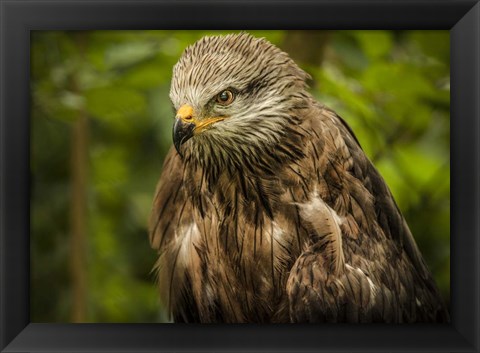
[149,147,198,319]
[285,103,449,323]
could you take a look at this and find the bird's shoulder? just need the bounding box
[290,103,399,237]
[283,103,448,322]
[286,101,433,280]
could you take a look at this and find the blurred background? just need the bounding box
[30,30,450,323]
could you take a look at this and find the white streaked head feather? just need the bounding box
[169,33,311,164]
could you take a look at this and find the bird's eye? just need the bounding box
[216,90,235,106]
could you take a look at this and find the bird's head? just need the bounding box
[169,33,311,166]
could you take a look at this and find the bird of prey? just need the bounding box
[149,33,449,323]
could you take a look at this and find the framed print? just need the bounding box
[1,0,479,352]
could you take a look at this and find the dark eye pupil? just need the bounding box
[216,90,234,105]
[220,91,229,101]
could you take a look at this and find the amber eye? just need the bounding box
[216,90,235,105]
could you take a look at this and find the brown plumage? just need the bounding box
[149,33,449,323]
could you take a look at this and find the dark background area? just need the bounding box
[30,30,450,323]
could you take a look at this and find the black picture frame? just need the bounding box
[1,0,479,352]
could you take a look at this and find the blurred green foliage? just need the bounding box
[30,30,450,322]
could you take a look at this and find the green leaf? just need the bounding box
[85,86,147,129]
[393,143,444,187]
[118,60,170,89]
[105,41,159,70]
[354,31,393,60]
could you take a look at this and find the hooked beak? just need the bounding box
[172,104,195,157]
[172,104,227,157]
[173,118,195,157]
